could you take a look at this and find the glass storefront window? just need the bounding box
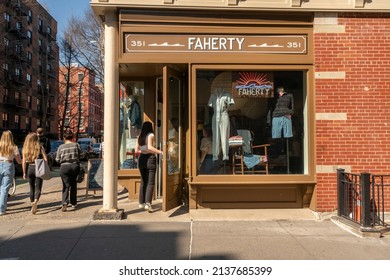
[196,70,305,175]
[119,81,144,169]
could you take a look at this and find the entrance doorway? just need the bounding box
[118,63,188,212]
[155,66,188,211]
[156,66,187,211]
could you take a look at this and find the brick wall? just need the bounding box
[315,13,390,212]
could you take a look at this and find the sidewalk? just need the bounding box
[1,169,390,260]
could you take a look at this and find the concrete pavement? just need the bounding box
[1,168,390,260]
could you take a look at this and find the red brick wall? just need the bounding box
[315,13,390,212]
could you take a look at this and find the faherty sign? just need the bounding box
[232,72,274,98]
[125,34,307,54]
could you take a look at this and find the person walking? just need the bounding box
[22,132,48,214]
[55,129,81,212]
[0,130,22,215]
[36,127,51,154]
[134,121,163,212]
[36,127,51,168]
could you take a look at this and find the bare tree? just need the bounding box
[66,8,104,84]
[58,7,104,139]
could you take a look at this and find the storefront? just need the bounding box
[91,1,390,215]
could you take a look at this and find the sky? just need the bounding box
[37,0,91,36]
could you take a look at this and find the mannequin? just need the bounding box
[208,86,235,161]
[271,86,294,139]
[269,86,294,173]
[127,95,141,138]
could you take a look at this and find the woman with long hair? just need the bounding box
[55,128,81,212]
[22,132,48,214]
[134,121,163,212]
[0,130,22,215]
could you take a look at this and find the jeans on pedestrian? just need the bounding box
[0,162,15,213]
[138,154,157,204]
[27,164,43,202]
[60,163,80,206]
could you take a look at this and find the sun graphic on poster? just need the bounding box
[236,72,269,86]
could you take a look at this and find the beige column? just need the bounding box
[100,11,119,212]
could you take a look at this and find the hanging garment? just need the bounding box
[208,89,235,161]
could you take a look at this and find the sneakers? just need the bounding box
[144,203,153,213]
[31,201,38,215]
[61,204,67,212]
[139,203,145,209]
[71,204,77,209]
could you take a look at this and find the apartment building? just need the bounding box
[0,0,59,142]
[58,65,103,139]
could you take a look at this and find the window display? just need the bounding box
[196,70,305,175]
[119,81,144,169]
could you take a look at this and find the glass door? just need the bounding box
[162,66,183,211]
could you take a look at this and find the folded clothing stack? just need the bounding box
[228,135,243,146]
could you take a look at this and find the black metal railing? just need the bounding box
[337,169,389,228]
[371,175,390,227]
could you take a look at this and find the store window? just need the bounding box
[196,69,305,175]
[119,81,144,170]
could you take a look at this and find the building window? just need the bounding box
[16,22,22,30]
[27,30,32,45]
[2,113,9,127]
[3,63,9,78]
[15,115,20,129]
[39,60,42,73]
[4,37,9,49]
[47,64,52,72]
[27,96,32,108]
[3,88,9,103]
[37,98,41,112]
[4,12,10,22]
[16,44,22,54]
[15,68,21,78]
[78,73,84,82]
[27,51,32,65]
[46,26,51,36]
[26,73,32,85]
[79,102,84,114]
[195,69,305,176]
[26,117,31,130]
[28,10,33,24]
[38,17,43,33]
[37,119,41,128]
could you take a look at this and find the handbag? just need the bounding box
[35,158,51,180]
[77,166,85,183]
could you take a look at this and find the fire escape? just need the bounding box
[1,0,28,131]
